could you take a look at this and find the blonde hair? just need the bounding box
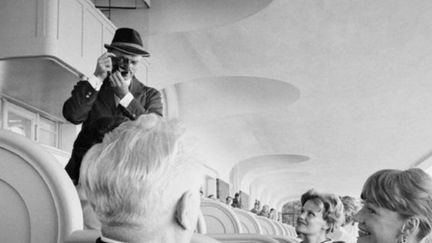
[79,114,203,232]
[361,168,432,241]
[300,189,345,233]
[341,196,360,226]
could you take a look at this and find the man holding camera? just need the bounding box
[63,28,163,185]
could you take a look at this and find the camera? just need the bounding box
[109,55,130,78]
[110,56,129,77]
[110,56,120,73]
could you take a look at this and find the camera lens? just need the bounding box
[111,56,120,72]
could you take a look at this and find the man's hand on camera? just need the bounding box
[93,52,116,81]
[109,71,129,99]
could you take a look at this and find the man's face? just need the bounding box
[111,50,142,80]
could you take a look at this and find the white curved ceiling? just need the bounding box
[170,76,300,123]
[107,0,272,35]
[231,154,309,191]
[108,0,432,208]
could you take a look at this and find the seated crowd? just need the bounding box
[293,168,432,243]
[222,192,242,209]
[69,114,432,243]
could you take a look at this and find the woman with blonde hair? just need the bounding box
[296,189,344,243]
[355,168,432,243]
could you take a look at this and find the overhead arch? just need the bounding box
[163,76,300,124]
[231,154,309,190]
[108,0,273,35]
[229,154,309,209]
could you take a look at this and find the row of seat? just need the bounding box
[66,200,300,243]
[67,231,296,243]
[200,198,298,242]
[0,130,299,243]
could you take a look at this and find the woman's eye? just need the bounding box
[367,207,376,214]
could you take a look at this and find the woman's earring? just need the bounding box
[400,235,407,243]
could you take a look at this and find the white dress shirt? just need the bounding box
[87,74,134,107]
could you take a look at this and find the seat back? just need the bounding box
[0,130,83,243]
[201,198,243,233]
[256,216,278,235]
[67,231,228,243]
[272,220,285,235]
[209,233,279,243]
[282,223,297,238]
[276,221,289,236]
[233,208,263,234]
[196,210,208,234]
[272,235,301,243]
[65,230,100,243]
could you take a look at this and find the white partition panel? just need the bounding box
[0,0,152,81]
[272,220,285,235]
[275,221,289,236]
[0,130,83,243]
[282,223,297,238]
[233,208,263,234]
[209,233,278,243]
[256,216,278,235]
[201,198,243,234]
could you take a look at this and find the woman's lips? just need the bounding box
[296,219,306,226]
[358,227,371,237]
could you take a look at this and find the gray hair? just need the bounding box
[79,114,203,232]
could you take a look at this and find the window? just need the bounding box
[38,116,58,147]
[4,102,36,140]
[1,98,59,148]
[8,112,34,138]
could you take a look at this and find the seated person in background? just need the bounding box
[231,192,242,208]
[331,195,359,243]
[328,195,359,243]
[296,189,344,243]
[226,196,233,206]
[80,114,204,243]
[258,204,270,218]
[355,168,432,243]
[269,208,277,220]
[250,200,261,214]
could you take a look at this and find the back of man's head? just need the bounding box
[80,114,203,242]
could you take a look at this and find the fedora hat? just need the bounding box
[104,28,149,57]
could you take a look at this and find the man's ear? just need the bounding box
[401,217,420,236]
[175,190,200,230]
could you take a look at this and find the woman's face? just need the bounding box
[355,201,404,243]
[296,199,328,236]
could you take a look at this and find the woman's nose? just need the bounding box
[298,211,307,219]
[353,208,363,223]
